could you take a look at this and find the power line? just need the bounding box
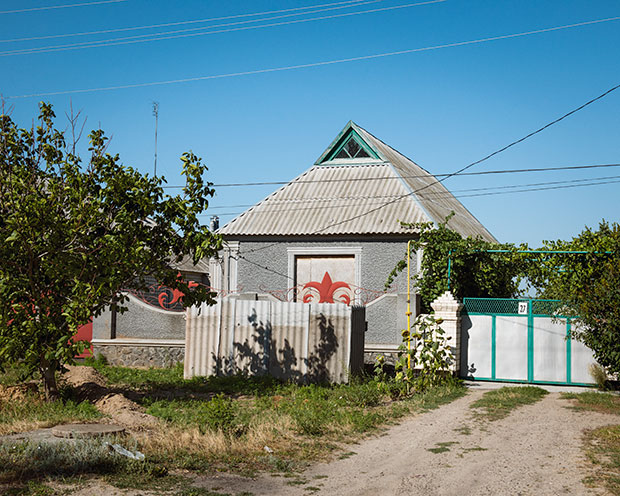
[230,174,620,281]
[160,163,620,189]
[8,15,619,99]
[0,0,126,15]
[0,0,373,43]
[239,82,620,255]
[306,83,620,235]
[0,0,441,57]
[200,175,620,216]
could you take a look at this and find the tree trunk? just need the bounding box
[40,359,59,401]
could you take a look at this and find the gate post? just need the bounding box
[430,291,463,374]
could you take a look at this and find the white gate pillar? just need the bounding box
[430,291,463,374]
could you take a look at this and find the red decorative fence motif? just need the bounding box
[302,272,352,304]
[126,283,242,312]
[259,281,393,306]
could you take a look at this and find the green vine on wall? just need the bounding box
[385,214,529,312]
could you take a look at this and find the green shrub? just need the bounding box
[340,382,383,408]
[346,410,384,433]
[291,404,329,436]
[200,394,239,434]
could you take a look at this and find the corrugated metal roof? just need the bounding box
[353,125,496,242]
[220,122,496,241]
[220,164,427,235]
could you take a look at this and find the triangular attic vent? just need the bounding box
[334,136,370,159]
[319,125,380,163]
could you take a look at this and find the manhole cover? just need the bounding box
[51,423,125,439]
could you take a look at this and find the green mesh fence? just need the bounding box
[463,298,563,316]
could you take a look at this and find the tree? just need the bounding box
[0,103,222,399]
[528,221,620,375]
[386,216,528,312]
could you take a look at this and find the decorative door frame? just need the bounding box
[287,246,362,305]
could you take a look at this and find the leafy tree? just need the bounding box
[0,103,222,399]
[528,221,620,374]
[386,216,528,312]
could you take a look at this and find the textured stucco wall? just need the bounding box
[93,295,186,340]
[233,238,417,346]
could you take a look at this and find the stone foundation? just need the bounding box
[94,342,184,368]
[364,351,399,366]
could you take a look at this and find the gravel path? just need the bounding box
[194,389,615,496]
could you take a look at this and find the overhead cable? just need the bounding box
[0,0,374,42]
[160,163,620,189]
[8,15,619,98]
[0,0,126,15]
[0,0,442,56]
[239,82,620,254]
[201,175,620,216]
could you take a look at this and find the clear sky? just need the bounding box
[1,0,619,247]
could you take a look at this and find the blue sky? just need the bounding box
[1,0,619,246]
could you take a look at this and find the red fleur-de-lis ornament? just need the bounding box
[302,272,351,304]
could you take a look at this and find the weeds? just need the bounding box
[0,394,101,436]
[558,391,620,494]
[426,441,458,454]
[0,438,165,487]
[561,392,620,415]
[589,364,610,390]
[470,386,548,421]
[0,363,467,492]
[584,425,620,495]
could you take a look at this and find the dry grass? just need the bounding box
[0,362,466,492]
[470,386,548,421]
[561,391,620,416]
[584,425,620,495]
[0,386,101,436]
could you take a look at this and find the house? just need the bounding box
[211,121,495,360]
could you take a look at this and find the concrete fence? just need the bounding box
[184,298,366,383]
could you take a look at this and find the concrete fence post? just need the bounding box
[430,291,463,374]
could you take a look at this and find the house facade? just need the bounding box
[212,122,495,359]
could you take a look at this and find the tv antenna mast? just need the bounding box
[152,101,159,176]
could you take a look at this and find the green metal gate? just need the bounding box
[461,298,595,386]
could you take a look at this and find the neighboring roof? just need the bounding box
[171,255,210,274]
[220,122,496,242]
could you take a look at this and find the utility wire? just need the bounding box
[305,83,620,235]
[0,0,126,15]
[235,174,620,281]
[0,0,373,43]
[239,82,620,255]
[201,175,620,216]
[0,0,441,56]
[8,15,619,99]
[161,163,620,189]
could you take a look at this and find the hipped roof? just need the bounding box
[220,122,496,242]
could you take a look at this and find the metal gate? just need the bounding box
[460,298,597,386]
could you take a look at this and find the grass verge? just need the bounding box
[0,361,465,493]
[470,386,548,421]
[561,391,620,415]
[0,391,101,436]
[561,390,620,495]
[584,425,620,495]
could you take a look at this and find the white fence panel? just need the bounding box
[461,314,492,378]
[533,317,567,383]
[570,321,598,384]
[495,316,528,381]
[185,298,364,383]
[270,301,309,381]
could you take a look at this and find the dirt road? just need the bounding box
[193,388,614,495]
